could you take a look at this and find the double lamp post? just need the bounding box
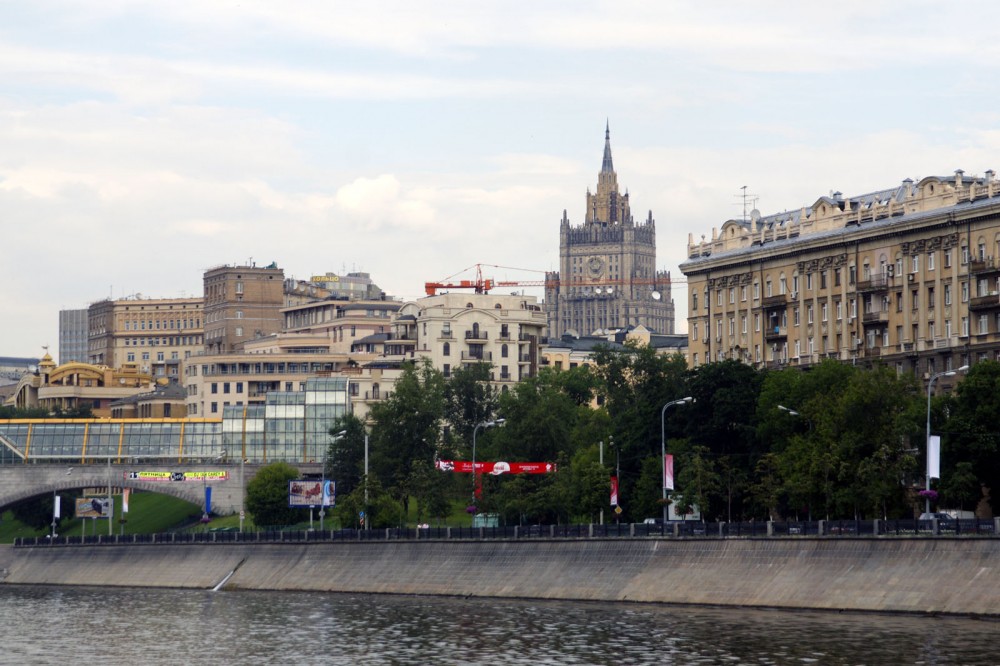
[660,397,694,524]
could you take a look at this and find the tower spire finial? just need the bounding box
[601,120,613,173]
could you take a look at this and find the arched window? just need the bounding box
[443,342,450,357]
[501,344,508,358]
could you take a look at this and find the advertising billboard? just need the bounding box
[75,497,112,519]
[288,480,334,508]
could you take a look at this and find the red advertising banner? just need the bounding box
[663,454,674,491]
[610,475,619,507]
[436,460,557,475]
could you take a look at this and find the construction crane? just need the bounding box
[425,264,686,296]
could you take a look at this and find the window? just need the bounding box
[928,286,935,310]
[692,292,699,310]
[821,302,828,322]
[741,315,747,334]
[236,383,243,394]
[443,342,450,357]
[753,282,760,300]
[962,281,969,302]
[945,250,952,268]
[793,308,800,326]
[729,287,735,304]
[443,364,450,378]
[692,323,699,340]
[792,276,799,293]
[807,305,814,324]
[836,301,842,320]
[223,383,230,394]
[834,269,841,287]
[779,278,787,295]
[211,402,218,414]
[741,285,747,302]
[211,383,218,394]
[979,314,989,334]
[820,271,827,290]
[765,280,772,297]
[235,327,243,337]
[806,274,813,291]
[728,317,735,336]
[911,255,920,273]
[928,253,935,271]
[236,310,244,319]
[501,344,508,358]
[962,245,969,264]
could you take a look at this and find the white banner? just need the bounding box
[54,495,61,519]
[928,435,941,480]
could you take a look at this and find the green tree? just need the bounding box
[335,474,402,529]
[443,362,498,448]
[368,359,446,516]
[947,361,1000,513]
[245,462,301,527]
[325,413,368,497]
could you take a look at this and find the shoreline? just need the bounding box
[4,538,999,617]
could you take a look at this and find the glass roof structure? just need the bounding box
[0,377,350,465]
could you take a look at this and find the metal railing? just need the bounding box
[14,518,999,548]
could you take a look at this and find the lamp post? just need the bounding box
[925,365,968,516]
[660,397,694,525]
[323,430,346,533]
[51,467,72,539]
[471,418,505,521]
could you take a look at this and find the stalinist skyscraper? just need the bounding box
[545,124,674,338]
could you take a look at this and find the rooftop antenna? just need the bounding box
[734,185,759,223]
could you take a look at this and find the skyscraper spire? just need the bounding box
[602,120,614,173]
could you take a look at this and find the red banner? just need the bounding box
[610,475,619,507]
[436,460,557,475]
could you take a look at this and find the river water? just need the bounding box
[1,585,995,665]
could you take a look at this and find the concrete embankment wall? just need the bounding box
[3,538,999,616]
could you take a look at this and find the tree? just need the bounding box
[325,413,368,497]
[443,362,498,448]
[245,462,301,527]
[368,359,446,516]
[335,474,402,529]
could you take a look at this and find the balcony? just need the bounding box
[857,275,890,293]
[862,346,882,358]
[764,326,788,341]
[969,293,1000,311]
[969,257,1000,276]
[438,330,454,340]
[465,329,488,341]
[461,351,493,362]
[862,310,889,326]
[761,294,788,309]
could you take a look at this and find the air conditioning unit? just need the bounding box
[908,274,915,283]
[886,265,894,277]
[790,291,798,299]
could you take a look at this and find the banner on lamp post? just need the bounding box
[928,435,941,480]
[663,454,675,491]
[54,495,61,519]
[610,475,619,507]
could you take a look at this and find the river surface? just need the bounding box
[1,585,996,665]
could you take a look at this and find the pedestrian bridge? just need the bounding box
[0,416,334,514]
[0,461,304,515]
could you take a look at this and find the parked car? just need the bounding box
[918,512,955,522]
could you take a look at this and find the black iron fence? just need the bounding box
[13,517,999,548]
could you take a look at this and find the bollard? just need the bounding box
[447,526,452,540]
[513,526,519,539]
[672,522,680,537]
[873,519,880,536]
[767,521,774,537]
[719,522,725,538]
[818,520,825,537]
[589,523,594,538]
[629,523,635,537]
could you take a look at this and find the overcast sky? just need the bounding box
[5,1,1000,358]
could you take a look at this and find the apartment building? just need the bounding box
[203,263,284,354]
[680,169,1000,379]
[390,291,547,388]
[87,296,204,380]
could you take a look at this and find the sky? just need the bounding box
[5,1,1000,358]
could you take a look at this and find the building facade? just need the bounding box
[87,296,204,379]
[680,169,1000,381]
[391,291,547,388]
[58,309,89,364]
[203,263,285,354]
[545,125,675,338]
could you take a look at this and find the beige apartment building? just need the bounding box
[680,169,1000,380]
[282,298,401,352]
[391,291,547,388]
[87,296,204,380]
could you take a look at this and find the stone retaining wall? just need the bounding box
[3,538,997,615]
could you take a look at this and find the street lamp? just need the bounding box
[471,418,506,519]
[925,365,969,516]
[777,404,799,417]
[660,397,694,525]
[323,430,346,533]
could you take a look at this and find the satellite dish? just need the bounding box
[651,291,662,301]
[594,287,603,294]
